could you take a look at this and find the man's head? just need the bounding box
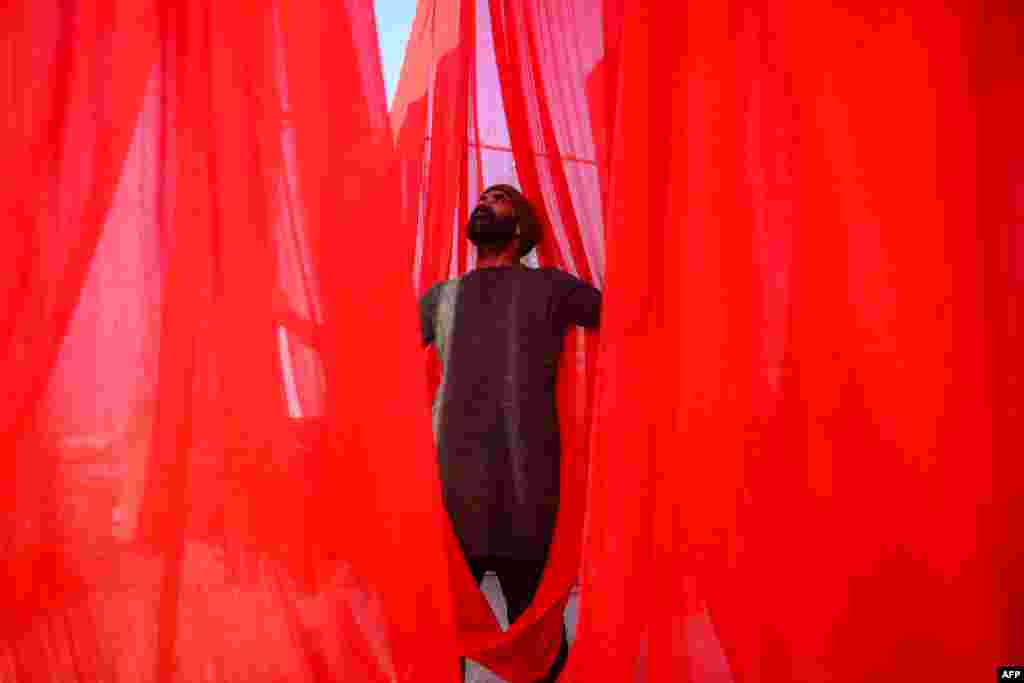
[467,184,541,259]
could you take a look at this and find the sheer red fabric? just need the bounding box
[568,3,1023,682]
[3,2,459,681]
[3,1,1021,682]
[391,0,613,679]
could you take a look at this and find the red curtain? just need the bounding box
[391,0,613,679]
[3,1,1021,682]
[3,1,460,680]
[568,2,1023,682]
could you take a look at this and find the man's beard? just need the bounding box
[467,206,518,249]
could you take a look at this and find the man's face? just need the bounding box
[475,188,517,222]
[468,188,520,247]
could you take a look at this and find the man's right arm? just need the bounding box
[554,273,602,330]
[419,285,439,346]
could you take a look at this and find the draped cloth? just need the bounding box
[2,1,1021,682]
[392,0,611,679]
[565,3,1024,682]
[2,2,461,681]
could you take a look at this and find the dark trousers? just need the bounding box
[460,557,569,682]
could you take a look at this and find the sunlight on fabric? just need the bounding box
[277,326,303,418]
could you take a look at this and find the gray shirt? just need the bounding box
[420,265,601,561]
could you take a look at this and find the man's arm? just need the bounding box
[420,284,439,346]
[555,274,602,329]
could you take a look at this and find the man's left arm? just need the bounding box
[419,284,440,346]
[557,277,602,329]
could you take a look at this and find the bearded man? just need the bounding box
[420,184,601,681]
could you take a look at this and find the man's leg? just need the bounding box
[494,559,569,683]
[460,558,490,681]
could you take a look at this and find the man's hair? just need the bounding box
[484,184,542,258]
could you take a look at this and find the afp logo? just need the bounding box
[999,667,1024,680]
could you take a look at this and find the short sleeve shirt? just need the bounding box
[420,265,601,561]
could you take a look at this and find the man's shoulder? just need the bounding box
[533,266,571,279]
[420,278,460,306]
[535,266,594,290]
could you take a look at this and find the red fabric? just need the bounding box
[567,3,1023,682]
[3,2,459,680]
[3,1,1022,682]
[391,0,613,679]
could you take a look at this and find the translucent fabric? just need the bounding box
[2,1,1021,683]
[567,3,1023,682]
[391,0,612,679]
[3,2,459,681]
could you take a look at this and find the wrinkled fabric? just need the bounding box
[3,1,1021,682]
[393,0,611,679]
[1,2,460,681]
[564,3,1024,683]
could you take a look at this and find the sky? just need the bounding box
[373,0,420,106]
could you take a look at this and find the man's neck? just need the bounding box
[475,246,521,269]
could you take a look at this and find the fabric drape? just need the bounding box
[2,1,1020,682]
[566,3,1023,682]
[3,2,460,680]
[390,0,614,679]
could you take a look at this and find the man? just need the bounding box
[420,185,601,681]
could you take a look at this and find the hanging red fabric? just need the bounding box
[567,2,1024,682]
[391,0,613,679]
[3,1,1021,681]
[3,1,461,680]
